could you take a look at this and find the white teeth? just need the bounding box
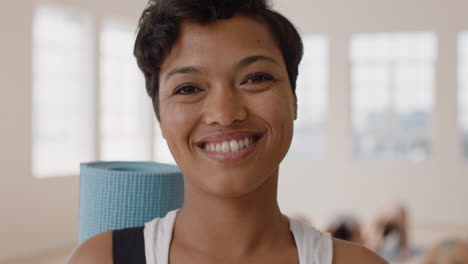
[221,142,230,152]
[203,136,257,153]
[239,139,245,149]
[230,140,239,152]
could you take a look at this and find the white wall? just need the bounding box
[0,0,467,261]
[275,0,468,225]
[0,0,147,261]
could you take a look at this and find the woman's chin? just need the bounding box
[192,169,277,199]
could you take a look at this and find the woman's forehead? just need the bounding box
[159,15,284,77]
[181,14,272,43]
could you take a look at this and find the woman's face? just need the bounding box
[158,15,297,198]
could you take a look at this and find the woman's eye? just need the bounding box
[173,85,201,95]
[243,73,274,84]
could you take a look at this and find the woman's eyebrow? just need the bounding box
[164,55,280,82]
[164,66,203,83]
[234,55,280,71]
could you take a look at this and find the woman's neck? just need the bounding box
[172,170,295,258]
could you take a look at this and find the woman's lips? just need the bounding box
[197,133,262,163]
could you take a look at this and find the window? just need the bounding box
[99,20,152,161]
[288,35,328,159]
[459,31,468,158]
[32,6,94,177]
[350,32,437,161]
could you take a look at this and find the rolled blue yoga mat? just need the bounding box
[79,161,184,243]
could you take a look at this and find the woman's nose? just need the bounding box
[202,87,247,126]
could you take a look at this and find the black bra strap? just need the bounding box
[112,226,146,264]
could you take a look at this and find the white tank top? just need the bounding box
[144,209,333,264]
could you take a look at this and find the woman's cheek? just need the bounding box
[255,89,295,124]
[160,103,199,164]
[160,102,195,141]
[269,89,296,142]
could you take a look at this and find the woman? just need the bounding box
[69,0,388,263]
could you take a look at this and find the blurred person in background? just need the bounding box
[420,239,468,264]
[325,204,416,262]
[325,214,365,245]
[367,204,410,262]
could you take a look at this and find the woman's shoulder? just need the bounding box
[332,238,389,264]
[67,211,176,264]
[292,219,387,264]
[67,231,113,264]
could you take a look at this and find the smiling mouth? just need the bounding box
[198,134,262,153]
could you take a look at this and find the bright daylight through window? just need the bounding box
[99,20,152,161]
[350,32,437,161]
[288,35,328,159]
[32,6,94,177]
[459,31,468,158]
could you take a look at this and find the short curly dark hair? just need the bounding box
[134,0,303,120]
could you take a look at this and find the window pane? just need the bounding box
[288,35,328,159]
[32,6,94,177]
[99,20,152,161]
[351,32,437,161]
[459,31,468,158]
